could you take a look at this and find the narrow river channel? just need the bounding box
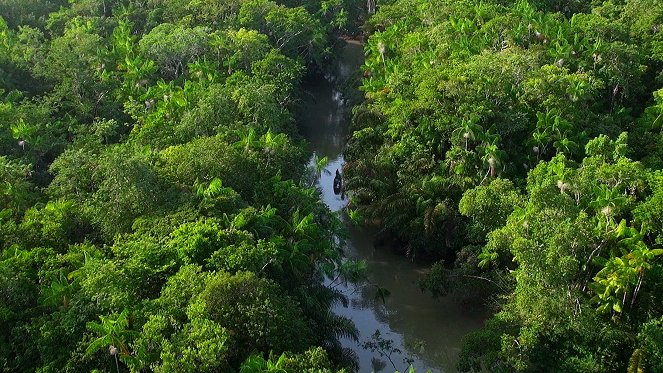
[298,40,486,373]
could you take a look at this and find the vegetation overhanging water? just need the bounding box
[299,40,486,373]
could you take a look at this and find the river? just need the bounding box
[298,40,485,373]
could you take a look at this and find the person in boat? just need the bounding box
[333,169,343,196]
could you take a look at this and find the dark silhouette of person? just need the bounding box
[333,169,343,196]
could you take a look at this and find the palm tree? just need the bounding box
[628,349,645,373]
[308,153,330,187]
[261,129,287,166]
[39,270,74,309]
[10,118,35,146]
[86,308,138,372]
[234,128,258,153]
[531,128,550,161]
[367,33,388,71]
[239,353,288,373]
[412,176,448,237]
[188,59,220,83]
[589,184,627,229]
[452,119,483,150]
[589,224,662,314]
[289,208,315,239]
[367,0,376,14]
[553,136,578,156]
[478,142,506,181]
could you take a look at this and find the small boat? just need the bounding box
[333,169,343,195]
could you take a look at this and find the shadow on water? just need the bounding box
[298,40,485,373]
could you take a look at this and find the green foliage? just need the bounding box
[453,138,660,371]
[168,217,266,270]
[0,0,60,29]
[459,178,522,239]
[154,314,230,373]
[239,0,327,65]
[89,146,171,238]
[3,0,663,372]
[139,23,211,78]
[157,136,259,197]
[634,171,663,244]
[85,308,137,358]
[635,317,663,372]
[201,271,313,361]
[345,1,663,370]
[35,22,118,120]
[589,220,663,314]
[0,156,37,217]
[222,28,272,71]
[240,347,349,373]
[346,0,663,259]
[19,199,87,250]
[0,0,360,372]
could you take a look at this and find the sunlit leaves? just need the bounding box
[0,0,355,372]
[139,24,211,78]
[239,0,327,65]
[85,308,138,358]
[202,271,312,359]
[459,178,522,238]
[590,221,663,314]
[239,347,346,373]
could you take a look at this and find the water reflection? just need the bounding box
[298,40,485,373]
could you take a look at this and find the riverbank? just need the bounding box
[299,40,486,373]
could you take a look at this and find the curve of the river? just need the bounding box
[298,40,485,373]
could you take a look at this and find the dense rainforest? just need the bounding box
[2,0,663,372]
[345,0,663,371]
[0,0,367,372]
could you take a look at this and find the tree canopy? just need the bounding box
[345,0,663,371]
[2,0,663,372]
[0,0,366,372]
